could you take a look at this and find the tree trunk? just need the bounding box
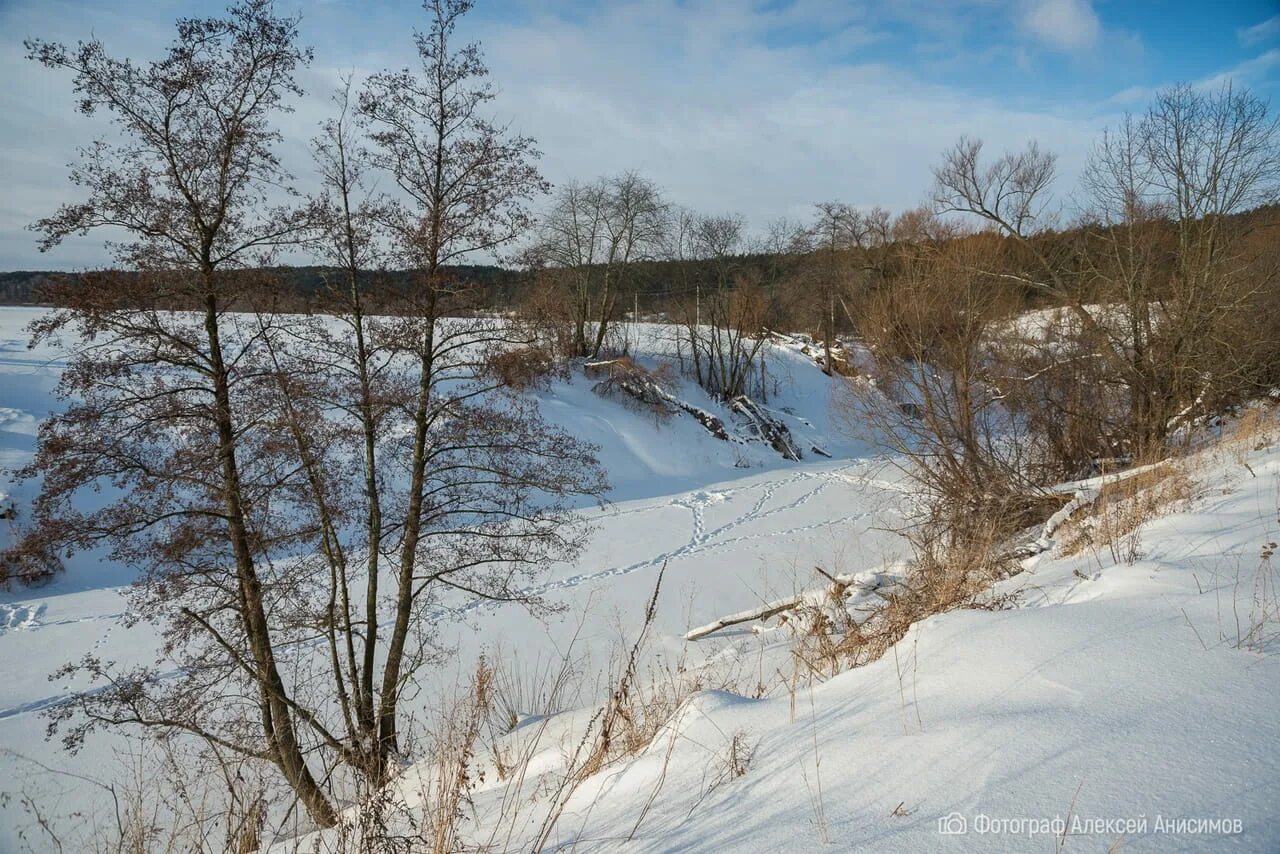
[377,279,438,779]
[203,290,337,827]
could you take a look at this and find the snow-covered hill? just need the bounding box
[2,306,1278,852]
[263,405,1279,854]
[0,308,900,849]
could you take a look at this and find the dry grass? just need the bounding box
[326,660,514,854]
[785,519,1022,686]
[1233,547,1280,653]
[1219,402,1279,475]
[584,656,707,777]
[718,730,754,781]
[849,534,1016,660]
[1057,461,1197,565]
[484,345,564,391]
[0,739,290,854]
[487,645,583,740]
[525,564,729,849]
[573,565,714,780]
[1055,403,1275,568]
[419,659,493,854]
[317,660,499,854]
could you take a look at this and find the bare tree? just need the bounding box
[528,179,608,356]
[13,0,607,836]
[933,138,1058,242]
[934,84,1280,461]
[856,232,1027,492]
[529,172,668,358]
[668,212,770,400]
[751,217,811,334]
[799,202,863,374]
[17,0,338,825]
[360,0,548,280]
[1102,83,1280,442]
[356,0,603,784]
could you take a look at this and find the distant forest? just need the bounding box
[0,252,830,316]
[6,202,1277,327]
[0,265,525,307]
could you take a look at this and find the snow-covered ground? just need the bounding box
[0,308,905,849]
[2,305,1278,852]
[286,408,1275,854]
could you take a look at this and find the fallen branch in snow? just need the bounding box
[763,328,850,373]
[685,571,888,641]
[763,328,806,349]
[730,395,802,461]
[663,392,731,441]
[583,358,630,375]
[685,601,801,642]
[1014,459,1173,559]
[588,358,734,443]
[745,403,831,457]
[1165,383,1210,435]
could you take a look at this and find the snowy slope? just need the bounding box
[389,419,1279,853]
[2,305,1278,853]
[528,325,872,502]
[0,308,901,850]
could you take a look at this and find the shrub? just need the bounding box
[485,345,563,391]
[587,356,678,422]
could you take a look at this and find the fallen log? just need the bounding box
[730,395,802,461]
[655,386,730,441]
[1012,459,1173,559]
[685,570,888,640]
[588,359,733,442]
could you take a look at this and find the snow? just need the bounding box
[363,424,1280,854]
[2,305,1278,852]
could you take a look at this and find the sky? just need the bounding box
[0,0,1277,270]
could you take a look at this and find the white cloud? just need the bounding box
[1195,48,1280,92]
[0,0,1121,269]
[1106,84,1155,106]
[1238,15,1280,46]
[1022,0,1101,52]
[468,0,1108,234]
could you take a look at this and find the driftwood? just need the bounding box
[1012,459,1173,559]
[685,570,888,640]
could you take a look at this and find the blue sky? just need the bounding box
[1,0,1277,269]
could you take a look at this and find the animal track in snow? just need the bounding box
[429,462,883,624]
